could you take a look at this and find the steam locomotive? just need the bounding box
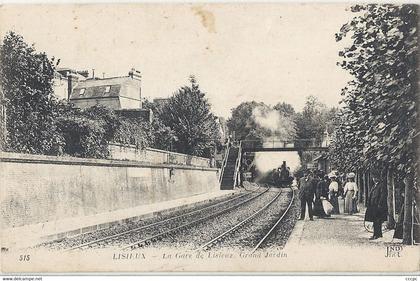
[272,161,294,187]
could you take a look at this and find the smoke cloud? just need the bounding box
[251,106,296,140]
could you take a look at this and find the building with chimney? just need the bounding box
[69,69,152,122]
[69,69,142,110]
[53,68,88,100]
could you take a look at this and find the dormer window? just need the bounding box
[79,88,86,96]
[105,86,111,93]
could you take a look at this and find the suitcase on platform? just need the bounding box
[338,198,345,214]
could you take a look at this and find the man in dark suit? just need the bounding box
[365,169,388,239]
[298,171,316,221]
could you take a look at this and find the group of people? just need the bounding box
[297,168,388,240]
[297,170,359,221]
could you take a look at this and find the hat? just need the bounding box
[328,171,337,178]
[347,172,356,178]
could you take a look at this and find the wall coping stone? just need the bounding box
[0,152,217,172]
[108,142,211,162]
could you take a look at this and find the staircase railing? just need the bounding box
[233,141,242,188]
[219,142,230,183]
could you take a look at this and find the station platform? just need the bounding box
[284,208,419,272]
[3,189,239,250]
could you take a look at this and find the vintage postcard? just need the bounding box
[0,3,419,274]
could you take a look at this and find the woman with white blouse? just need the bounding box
[343,173,358,214]
[328,176,340,214]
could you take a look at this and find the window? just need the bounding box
[79,88,86,96]
[105,86,111,93]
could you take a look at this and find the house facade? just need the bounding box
[69,76,142,110]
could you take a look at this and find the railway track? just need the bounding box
[199,186,295,251]
[251,187,295,252]
[65,185,267,251]
[122,185,269,250]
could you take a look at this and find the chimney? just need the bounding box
[67,72,79,100]
[128,68,142,107]
[92,68,95,79]
[128,68,142,80]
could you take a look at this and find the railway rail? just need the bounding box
[199,186,295,251]
[251,187,295,252]
[65,185,267,251]
[123,185,269,250]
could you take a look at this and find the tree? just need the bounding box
[333,4,418,244]
[0,32,64,155]
[273,102,296,118]
[295,95,336,143]
[142,99,176,151]
[158,76,220,157]
[227,101,265,140]
[227,101,296,141]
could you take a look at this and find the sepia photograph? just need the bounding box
[0,2,419,274]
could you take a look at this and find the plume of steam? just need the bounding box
[252,106,296,140]
[249,105,299,183]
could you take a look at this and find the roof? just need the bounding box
[70,76,141,101]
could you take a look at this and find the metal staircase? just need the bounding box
[219,143,241,190]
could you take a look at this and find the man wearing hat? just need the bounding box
[298,171,316,221]
[343,172,358,214]
[365,169,388,240]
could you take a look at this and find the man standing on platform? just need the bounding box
[298,171,316,221]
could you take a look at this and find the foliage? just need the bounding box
[227,101,267,140]
[143,99,176,150]
[273,102,296,118]
[56,114,109,158]
[330,4,418,173]
[55,104,155,158]
[113,117,153,149]
[158,76,220,157]
[227,101,297,141]
[295,95,338,143]
[0,31,63,155]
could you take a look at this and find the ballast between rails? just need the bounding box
[66,189,257,251]
[199,185,283,250]
[122,184,269,250]
[251,187,296,253]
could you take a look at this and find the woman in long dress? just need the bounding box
[343,173,358,214]
[328,175,339,214]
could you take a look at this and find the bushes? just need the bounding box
[57,115,109,158]
[55,105,153,158]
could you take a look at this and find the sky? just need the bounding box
[0,3,354,118]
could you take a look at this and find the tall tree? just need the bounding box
[295,95,335,143]
[0,32,62,154]
[158,76,220,157]
[273,102,296,118]
[226,101,266,140]
[333,4,418,244]
[142,99,176,151]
